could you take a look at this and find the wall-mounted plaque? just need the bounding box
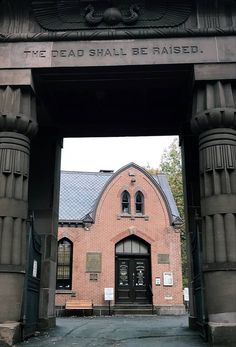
[158,254,170,264]
[86,252,101,273]
[90,273,98,281]
[163,272,173,286]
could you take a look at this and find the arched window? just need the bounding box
[56,238,73,290]
[135,191,144,214]
[121,190,130,214]
[116,236,149,255]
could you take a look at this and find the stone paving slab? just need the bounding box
[15,315,209,347]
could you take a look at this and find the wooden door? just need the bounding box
[116,257,151,304]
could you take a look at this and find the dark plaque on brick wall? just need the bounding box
[32,0,193,30]
[158,254,170,264]
[86,253,102,273]
[90,273,98,281]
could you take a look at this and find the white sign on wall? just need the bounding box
[104,288,114,301]
[32,260,38,278]
[183,287,189,301]
[163,272,173,286]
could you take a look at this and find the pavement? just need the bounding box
[15,315,209,347]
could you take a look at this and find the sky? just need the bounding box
[61,136,178,172]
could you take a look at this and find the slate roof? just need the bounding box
[59,164,181,226]
[59,171,112,221]
[152,174,182,226]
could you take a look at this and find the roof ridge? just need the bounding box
[61,170,114,175]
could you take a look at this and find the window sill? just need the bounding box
[55,290,76,295]
[117,214,149,221]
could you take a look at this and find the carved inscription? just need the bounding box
[0,37,222,68]
[24,44,202,59]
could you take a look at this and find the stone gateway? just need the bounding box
[0,1,236,346]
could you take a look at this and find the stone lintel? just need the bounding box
[194,63,236,81]
[208,322,236,346]
[0,36,236,69]
[0,69,34,91]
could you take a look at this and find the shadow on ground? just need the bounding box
[16,315,209,347]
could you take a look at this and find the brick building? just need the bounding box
[55,163,185,315]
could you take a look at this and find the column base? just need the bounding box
[0,273,25,322]
[189,315,198,330]
[208,322,236,346]
[0,322,21,347]
[38,317,56,331]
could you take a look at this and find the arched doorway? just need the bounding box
[115,236,152,304]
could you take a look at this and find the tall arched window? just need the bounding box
[56,238,73,290]
[135,191,144,214]
[121,190,130,214]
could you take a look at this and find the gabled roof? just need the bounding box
[59,163,181,226]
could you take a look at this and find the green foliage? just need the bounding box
[159,138,188,288]
[145,167,160,175]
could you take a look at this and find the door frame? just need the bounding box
[115,253,152,305]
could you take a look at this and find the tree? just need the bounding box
[159,138,188,288]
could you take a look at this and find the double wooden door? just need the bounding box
[116,257,151,304]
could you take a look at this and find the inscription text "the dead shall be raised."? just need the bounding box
[23,45,202,59]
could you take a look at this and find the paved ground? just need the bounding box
[16,315,209,347]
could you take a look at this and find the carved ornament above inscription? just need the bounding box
[32,0,193,30]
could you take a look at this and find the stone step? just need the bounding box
[113,305,155,315]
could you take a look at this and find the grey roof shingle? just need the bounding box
[152,174,180,219]
[59,171,112,221]
[59,165,181,225]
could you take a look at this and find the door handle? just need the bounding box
[132,272,135,286]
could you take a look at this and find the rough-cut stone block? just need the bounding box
[0,322,21,347]
[208,323,236,346]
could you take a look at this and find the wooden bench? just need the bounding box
[65,299,93,316]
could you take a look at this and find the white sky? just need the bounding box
[61,136,178,172]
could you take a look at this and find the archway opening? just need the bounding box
[115,235,152,305]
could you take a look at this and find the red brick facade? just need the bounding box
[56,164,184,314]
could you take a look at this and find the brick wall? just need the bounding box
[56,166,183,309]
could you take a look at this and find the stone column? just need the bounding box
[181,135,203,329]
[191,81,236,345]
[0,85,37,323]
[28,134,62,329]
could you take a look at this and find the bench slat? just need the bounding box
[65,299,93,310]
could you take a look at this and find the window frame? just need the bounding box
[121,190,131,214]
[115,235,150,255]
[56,238,73,290]
[135,191,144,214]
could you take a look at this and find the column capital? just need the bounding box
[0,85,38,139]
[191,80,236,134]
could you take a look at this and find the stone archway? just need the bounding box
[0,1,236,346]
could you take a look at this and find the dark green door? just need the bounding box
[23,221,41,338]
